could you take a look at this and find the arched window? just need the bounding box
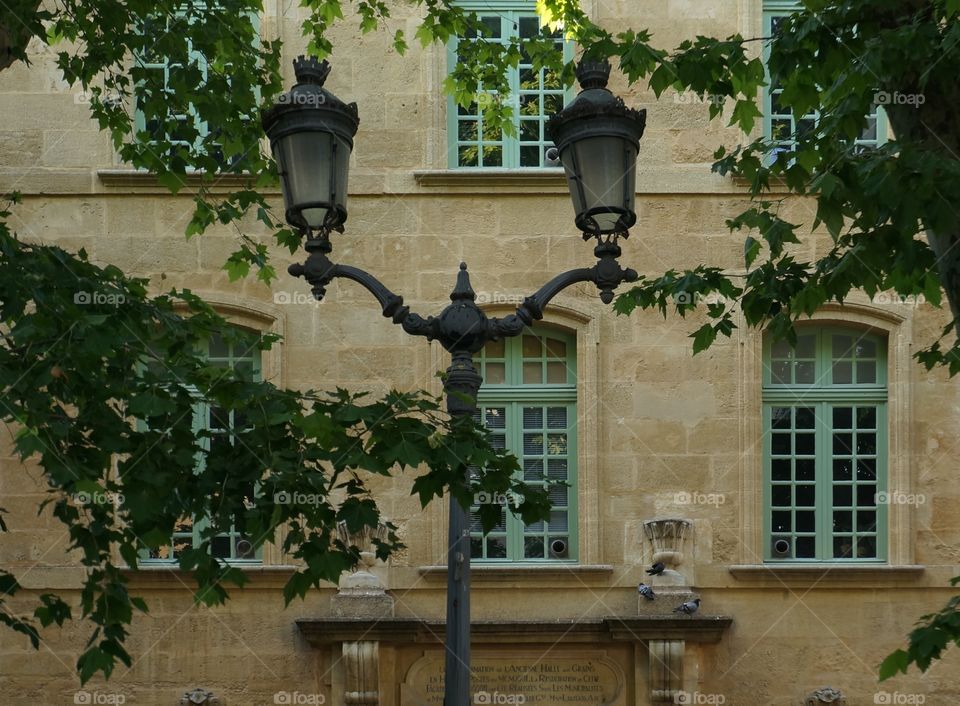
[763,326,887,561]
[471,328,577,561]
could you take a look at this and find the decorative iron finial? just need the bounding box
[450,262,477,302]
[293,55,331,86]
[576,59,611,90]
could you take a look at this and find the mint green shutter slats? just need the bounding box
[472,329,577,561]
[763,327,887,562]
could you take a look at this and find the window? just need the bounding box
[763,326,888,561]
[447,2,573,168]
[143,329,262,564]
[762,2,887,157]
[471,329,577,561]
[134,6,259,169]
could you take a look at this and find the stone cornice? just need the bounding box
[728,564,925,584]
[417,563,614,583]
[296,615,733,646]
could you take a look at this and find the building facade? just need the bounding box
[1,1,959,705]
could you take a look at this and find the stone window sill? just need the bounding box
[121,563,302,588]
[417,563,614,583]
[729,564,925,583]
[413,168,568,192]
[97,168,265,191]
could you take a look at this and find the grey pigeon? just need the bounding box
[645,561,665,576]
[637,583,656,600]
[673,598,700,615]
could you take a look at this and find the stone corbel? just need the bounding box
[344,641,380,706]
[805,687,846,705]
[648,639,684,703]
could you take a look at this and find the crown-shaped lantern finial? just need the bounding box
[293,55,331,86]
[575,59,611,90]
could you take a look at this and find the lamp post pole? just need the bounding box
[265,56,646,706]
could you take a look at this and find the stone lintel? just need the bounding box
[296,616,732,647]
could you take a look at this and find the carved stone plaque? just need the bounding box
[401,652,625,706]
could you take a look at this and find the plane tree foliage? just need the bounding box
[0,0,959,682]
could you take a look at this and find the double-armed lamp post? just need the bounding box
[262,55,646,706]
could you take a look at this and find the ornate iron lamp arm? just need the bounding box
[489,236,638,338]
[287,237,437,339]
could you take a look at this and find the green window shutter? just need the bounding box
[446,3,573,168]
[762,327,888,562]
[141,326,263,564]
[472,329,578,562]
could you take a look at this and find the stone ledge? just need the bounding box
[120,564,307,589]
[297,615,733,646]
[728,564,926,583]
[417,563,615,583]
[413,168,567,190]
[97,168,271,192]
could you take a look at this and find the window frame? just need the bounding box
[446,0,574,169]
[761,1,888,158]
[471,329,579,562]
[140,328,264,565]
[761,326,889,563]
[132,4,261,170]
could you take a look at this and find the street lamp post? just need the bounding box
[263,55,646,706]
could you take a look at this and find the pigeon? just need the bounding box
[637,583,656,600]
[673,598,701,615]
[645,561,665,576]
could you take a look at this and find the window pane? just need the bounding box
[547,459,567,479]
[857,511,877,532]
[795,361,815,384]
[772,407,791,429]
[796,537,816,558]
[856,407,877,429]
[856,536,877,558]
[485,407,506,428]
[546,361,566,383]
[522,362,542,384]
[523,433,543,455]
[833,459,852,481]
[833,485,853,506]
[524,458,543,481]
[485,362,505,384]
[796,511,815,533]
[522,407,543,428]
[832,361,852,384]
[833,536,854,558]
[524,537,544,558]
[547,407,567,429]
[486,537,507,558]
[485,339,505,358]
[795,407,815,429]
[796,459,815,481]
[545,339,567,358]
[857,361,876,383]
[772,511,791,532]
[833,511,852,533]
[833,407,853,429]
[548,510,568,531]
[856,484,877,507]
[772,434,791,455]
[772,485,792,506]
[772,459,791,481]
[522,335,541,357]
[795,485,815,507]
[796,433,815,455]
[856,459,876,481]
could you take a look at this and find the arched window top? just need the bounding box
[475,328,576,388]
[763,325,887,389]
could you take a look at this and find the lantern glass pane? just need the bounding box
[568,135,636,231]
[273,131,334,228]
